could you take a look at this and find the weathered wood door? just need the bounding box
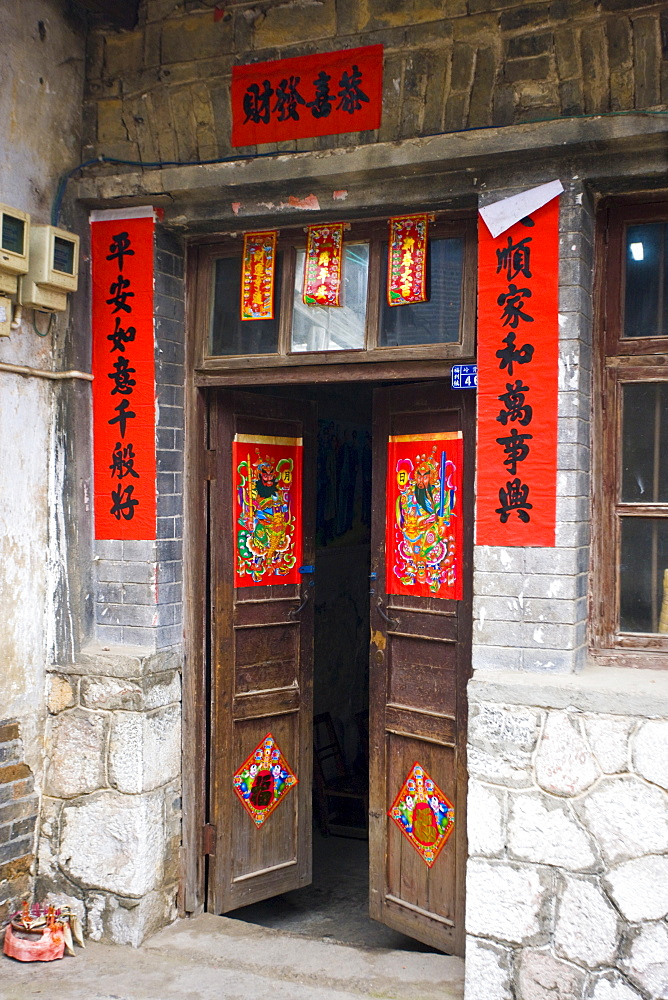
[208,390,315,913]
[369,381,473,955]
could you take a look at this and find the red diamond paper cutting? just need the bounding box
[233,733,298,827]
[388,761,455,867]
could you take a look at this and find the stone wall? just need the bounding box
[83,0,668,166]
[0,721,39,925]
[35,646,181,945]
[465,670,668,1000]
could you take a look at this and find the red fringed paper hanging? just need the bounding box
[241,230,277,321]
[303,224,344,307]
[387,214,429,306]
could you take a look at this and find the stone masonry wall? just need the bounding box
[472,180,592,675]
[83,0,668,166]
[0,721,39,927]
[465,679,668,1000]
[36,647,181,945]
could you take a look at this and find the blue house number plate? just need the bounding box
[451,364,478,389]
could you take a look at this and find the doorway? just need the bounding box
[204,378,473,956]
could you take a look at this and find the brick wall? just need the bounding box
[84,1,668,165]
[94,224,185,652]
[0,720,38,926]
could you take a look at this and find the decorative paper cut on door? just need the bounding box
[385,432,463,600]
[388,761,455,867]
[233,433,303,587]
[233,733,298,828]
[476,195,559,546]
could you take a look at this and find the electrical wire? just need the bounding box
[33,310,55,337]
[52,108,668,226]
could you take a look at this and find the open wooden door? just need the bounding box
[369,380,473,955]
[208,390,315,913]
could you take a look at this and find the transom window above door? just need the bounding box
[193,215,476,371]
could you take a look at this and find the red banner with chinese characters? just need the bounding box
[385,432,463,600]
[387,214,429,306]
[231,45,383,147]
[476,197,559,546]
[303,224,343,307]
[241,230,277,321]
[233,434,303,587]
[91,212,156,540]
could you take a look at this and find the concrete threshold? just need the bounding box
[0,913,465,1000]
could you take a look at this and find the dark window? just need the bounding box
[210,254,282,356]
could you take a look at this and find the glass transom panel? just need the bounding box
[291,244,369,353]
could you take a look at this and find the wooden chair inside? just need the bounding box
[313,712,368,838]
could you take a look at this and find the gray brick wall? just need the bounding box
[95,225,185,651]
[472,180,592,674]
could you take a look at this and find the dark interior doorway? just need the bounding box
[224,382,432,951]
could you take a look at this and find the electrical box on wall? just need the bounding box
[0,203,30,296]
[22,225,79,312]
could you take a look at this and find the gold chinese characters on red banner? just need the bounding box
[241,230,278,321]
[303,224,344,307]
[387,214,429,306]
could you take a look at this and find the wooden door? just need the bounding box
[369,381,473,955]
[208,390,315,913]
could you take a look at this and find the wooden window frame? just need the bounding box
[190,213,477,373]
[593,199,668,668]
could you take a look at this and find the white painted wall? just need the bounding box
[0,0,85,771]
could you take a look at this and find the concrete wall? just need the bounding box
[0,0,86,922]
[82,0,668,164]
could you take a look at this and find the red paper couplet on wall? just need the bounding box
[476,197,559,546]
[303,224,344,307]
[241,230,277,321]
[231,45,383,147]
[233,433,303,587]
[91,213,156,541]
[385,432,463,601]
[387,214,429,306]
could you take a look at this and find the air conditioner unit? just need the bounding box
[22,224,79,312]
[0,203,30,296]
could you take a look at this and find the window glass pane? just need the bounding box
[620,517,668,633]
[291,244,368,353]
[624,223,668,338]
[621,382,668,503]
[379,237,464,347]
[209,255,281,356]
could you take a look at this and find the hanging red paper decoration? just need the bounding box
[241,230,278,321]
[303,224,344,307]
[387,214,429,306]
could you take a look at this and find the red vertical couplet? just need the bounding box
[385,432,464,601]
[91,215,156,541]
[387,214,429,306]
[476,197,559,546]
[303,224,344,307]
[241,230,277,321]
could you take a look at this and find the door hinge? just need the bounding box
[202,823,217,856]
[205,450,216,481]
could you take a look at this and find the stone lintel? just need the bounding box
[469,664,668,718]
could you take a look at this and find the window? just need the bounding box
[195,215,476,371]
[594,202,668,664]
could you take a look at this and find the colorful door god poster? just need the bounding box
[387,214,429,306]
[303,224,344,307]
[231,45,383,147]
[233,734,298,828]
[233,434,303,587]
[385,432,463,600]
[476,196,559,546]
[91,210,156,541]
[388,762,455,867]
[241,230,277,321]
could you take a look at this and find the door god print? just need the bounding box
[385,432,464,600]
[233,434,303,587]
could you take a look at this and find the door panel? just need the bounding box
[209,390,315,913]
[369,381,473,955]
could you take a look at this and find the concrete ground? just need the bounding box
[0,913,465,1000]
